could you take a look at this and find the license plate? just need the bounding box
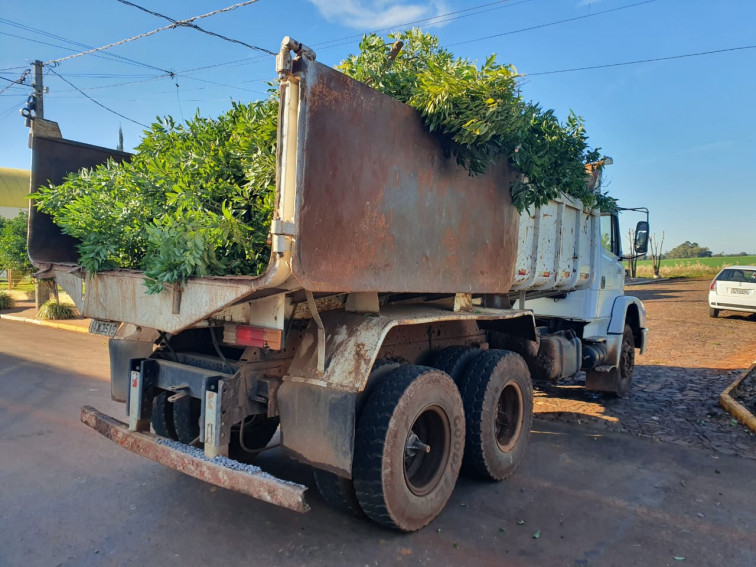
[89,319,120,337]
[731,288,749,295]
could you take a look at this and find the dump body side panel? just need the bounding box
[511,196,595,293]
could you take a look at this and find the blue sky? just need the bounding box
[1,0,754,254]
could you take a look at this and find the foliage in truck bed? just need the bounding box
[339,30,612,212]
[33,30,610,293]
[34,99,277,294]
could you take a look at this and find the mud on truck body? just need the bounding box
[27,39,648,532]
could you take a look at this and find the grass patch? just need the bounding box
[37,300,78,320]
[634,256,756,279]
[0,291,15,310]
[0,277,36,292]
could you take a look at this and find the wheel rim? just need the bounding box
[403,405,451,496]
[495,382,524,452]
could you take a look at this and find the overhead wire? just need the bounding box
[114,0,276,55]
[526,44,756,76]
[51,75,172,94]
[176,0,533,76]
[448,0,658,47]
[0,69,30,95]
[314,0,531,49]
[45,66,148,127]
[0,17,172,73]
[45,0,264,66]
[1,95,29,117]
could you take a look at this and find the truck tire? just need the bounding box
[615,324,635,397]
[709,307,719,318]
[459,350,533,481]
[151,390,178,440]
[173,397,201,445]
[429,346,481,384]
[585,325,635,397]
[313,469,364,516]
[353,366,465,532]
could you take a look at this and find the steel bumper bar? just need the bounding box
[81,405,309,513]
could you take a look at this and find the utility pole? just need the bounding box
[32,60,44,119]
[30,60,57,309]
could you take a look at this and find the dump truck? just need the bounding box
[27,38,649,532]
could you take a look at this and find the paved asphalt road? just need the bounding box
[2,320,756,567]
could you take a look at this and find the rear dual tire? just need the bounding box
[353,366,465,532]
[458,350,533,481]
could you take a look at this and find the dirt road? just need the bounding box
[535,278,756,459]
[627,278,756,369]
[2,321,756,566]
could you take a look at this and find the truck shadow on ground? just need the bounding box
[533,365,756,460]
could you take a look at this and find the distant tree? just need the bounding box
[666,241,712,259]
[601,232,611,253]
[0,211,34,277]
[650,232,665,278]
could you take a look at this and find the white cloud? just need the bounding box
[307,1,449,30]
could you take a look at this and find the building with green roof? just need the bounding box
[0,167,30,220]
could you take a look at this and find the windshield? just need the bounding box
[716,268,756,283]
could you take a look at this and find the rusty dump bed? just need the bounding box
[81,406,309,513]
[29,40,519,333]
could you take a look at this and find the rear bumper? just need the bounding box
[80,405,309,513]
[709,301,756,313]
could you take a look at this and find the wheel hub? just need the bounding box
[403,405,451,497]
[495,383,524,452]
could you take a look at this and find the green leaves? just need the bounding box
[0,211,34,275]
[340,29,612,212]
[32,96,279,292]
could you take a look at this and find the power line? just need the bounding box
[315,0,530,49]
[114,0,276,55]
[1,94,29,117]
[526,44,756,76]
[0,19,172,74]
[0,69,30,95]
[46,66,148,127]
[448,0,658,47]
[51,75,171,94]
[45,0,263,66]
[177,0,533,76]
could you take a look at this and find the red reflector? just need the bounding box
[223,324,283,350]
[237,325,266,348]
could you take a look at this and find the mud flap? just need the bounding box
[585,366,621,393]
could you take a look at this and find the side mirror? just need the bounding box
[634,221,649,256]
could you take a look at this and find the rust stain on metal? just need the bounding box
[80,406,309,513]
[292,60,519,294]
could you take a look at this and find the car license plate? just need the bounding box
[731,288,749,295]
[89,319,120,337]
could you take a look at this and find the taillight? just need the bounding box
[710,280,717,291]
[223,323,283,350]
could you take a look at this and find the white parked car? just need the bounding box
[708,265,756,318]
